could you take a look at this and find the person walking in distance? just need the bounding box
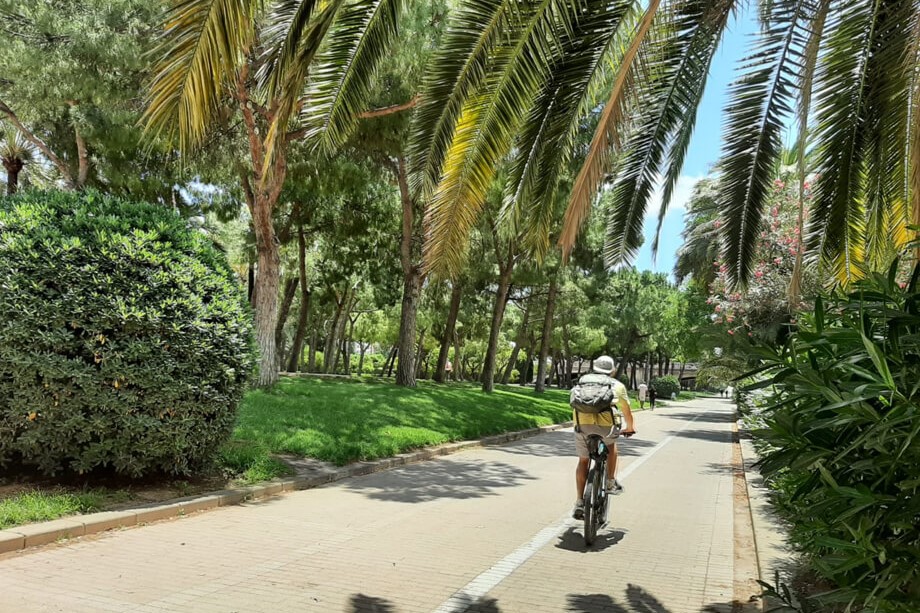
[570,356,636,519]
[637,382,648,410]
[648,384,657,410]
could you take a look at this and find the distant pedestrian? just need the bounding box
[648,385,657,410]
[638,382,648,409]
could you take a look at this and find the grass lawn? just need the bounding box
[231,377,574,467]
[0,489,130,530]
[0,376,651,528]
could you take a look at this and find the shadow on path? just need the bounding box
[555,526,625,552]
[491,429,657,459]
[669,428,733,444]
[664,411,736,424]
[347,581,750,612]
[344,458,536,503]
[349,594,396,612]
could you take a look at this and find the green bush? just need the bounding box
[650,375,680,398]
[0,190,254,477]
[754,263,920,611]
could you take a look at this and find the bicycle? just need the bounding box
[576,411,626,546]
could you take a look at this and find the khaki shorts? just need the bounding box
[574,424,620,458]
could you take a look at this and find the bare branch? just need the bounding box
[358,94,420,119]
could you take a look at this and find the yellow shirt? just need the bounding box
[572,378,628,426]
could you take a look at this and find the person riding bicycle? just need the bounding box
[571,355,636,520]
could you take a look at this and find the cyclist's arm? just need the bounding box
[618,391,636,435]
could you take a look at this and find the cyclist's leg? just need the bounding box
[606,440,618,481]
[576,457,589,499]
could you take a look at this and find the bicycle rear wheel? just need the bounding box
[583,466,603,546]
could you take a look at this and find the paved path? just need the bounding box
[0,398,742,613]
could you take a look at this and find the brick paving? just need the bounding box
[0,398,740,613]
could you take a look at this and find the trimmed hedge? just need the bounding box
[650,375,680,398]
[0,191,254,477]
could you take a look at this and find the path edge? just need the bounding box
[0,421,574,555]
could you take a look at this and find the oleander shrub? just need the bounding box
[650,375,680,398]
[752,262,920,611]
[0,190,255,477]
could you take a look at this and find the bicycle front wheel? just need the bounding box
[583,467,602,546]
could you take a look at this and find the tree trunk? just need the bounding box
[414,327,427,378]
[481,261,514,393]
[535,274,558,393]
[453,331,463,381]
[357,344,368,376]
[344,316,356,376]
[387,347,398,377]
[274,276,299,370]
[3,158,22,195]
[307,328,317,372]
[393,155,423,388]
[381,346,396,376]
[434,282,463,383]
[501,299,531,385]
[331,290,351,373]
[395,270,421,386]
[251,194,282,387]
[286,227,311,372]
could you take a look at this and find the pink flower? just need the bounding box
[774,179,785,189]
[774,257,782,265]
[728,329,735,335]
[714,220,723,229]
[771,207,779,217]
[727,316,735,323]
[715,305,723,313]
[899,282,907,289]
[755,270,764,279]
[748,332,753,337]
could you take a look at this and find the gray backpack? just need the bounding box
[569,373,618,413]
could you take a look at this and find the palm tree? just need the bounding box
[144,0,404,386]
[413,0,920,287]
[0,127,46,195]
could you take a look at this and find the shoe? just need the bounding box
[607,479,624,495]
[572,499,585,520]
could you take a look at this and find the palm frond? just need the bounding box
[654,0,737,252]
[809,0,913,285]
[424,0,608,276]
[717,0,810,287]
[260,0,345,170]
[789,0,828,303]
[144,0,260,151]
[559,0,662,260]
[408,0,513,198]
[603,0,737,266]
[909,12,920,238]
[502,0,632,260]
[299,0,405,151]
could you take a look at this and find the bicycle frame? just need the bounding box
[585,435,611,528]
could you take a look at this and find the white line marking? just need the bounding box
[430,412,705,613]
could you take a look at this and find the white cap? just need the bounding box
[592,355,615,374]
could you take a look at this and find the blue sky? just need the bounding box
[633,11,759,276]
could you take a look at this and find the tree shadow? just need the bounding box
[348,594,396,613]
[566,584,754,613]
[344,458,536,503]
[555,526,626,552]
[566,593,631,612]
[488,429,657,459]
[669,428,733,444]
[664,411,737,424]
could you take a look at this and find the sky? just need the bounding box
[633,11,759,277]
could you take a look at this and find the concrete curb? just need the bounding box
[0,421,574,555]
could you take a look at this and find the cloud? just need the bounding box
[644,174,703,224]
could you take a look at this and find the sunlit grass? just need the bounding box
[0,490,129,529]
[232,378,573,466]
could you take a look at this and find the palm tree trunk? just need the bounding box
[434,282,463,382]
[3,158,22,195]
[535,274,558,393]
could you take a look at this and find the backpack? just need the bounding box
[569,373,619,414]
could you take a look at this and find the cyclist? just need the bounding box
[572,355,636,520]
